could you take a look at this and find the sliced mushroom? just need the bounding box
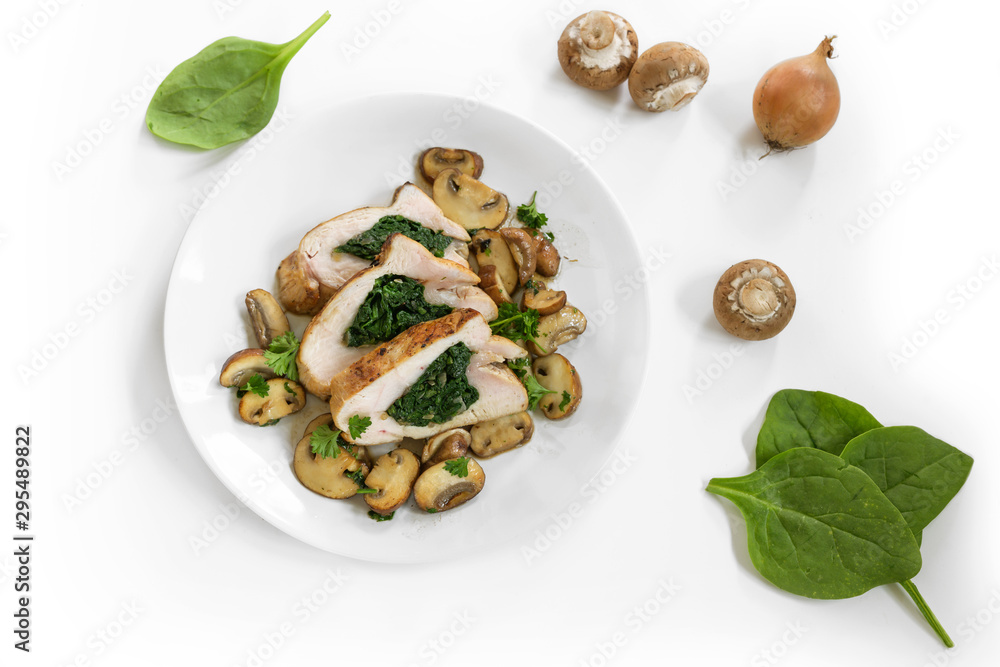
[470,412,534,458]
[293,434,371,500]
[532,354,582,420]
[713,259,796,341]
[629,42,710,112]
[245,289,291,349]
[219,348,277,387]
[478,264,513,307]
[432,169,509,231]
[471,229,518,294]
[522,286,567,316]
[499,228,538,286]
[238,378,306,426]
[529,305,587,355]
[422,428,472,467]
[534,235,561,277]
[413,458,486,513]
[364,448,420,515]
[302,413,334,439]
[418,147,484,183]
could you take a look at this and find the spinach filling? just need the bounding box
[345,275,453,348]
[387,343,479,427]
[335,215,452,260]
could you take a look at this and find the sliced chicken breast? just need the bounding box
[298,234,498,398]
[329,310,528,445]
[277,183,471,315]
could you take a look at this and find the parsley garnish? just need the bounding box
[517,191,550,235]
[368,510,394,522]
[264,331,300,381]
[559,391,572,411]
[284,382,296,395]
[344,468,377,493]
[489,303,546,352]
[310,424,343,459]
[239,374,269,398]
[444,457,470,478]
[426,508,438,514]
[348,415,372,440]
[506,359,557,410]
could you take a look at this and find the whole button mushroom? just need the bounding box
[558,11,638,91]
[713,259,796,341]
[628,42,709,112]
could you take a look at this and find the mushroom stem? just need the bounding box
[739,278,780,321]
[651,77,704,111]
[579,11,615,50]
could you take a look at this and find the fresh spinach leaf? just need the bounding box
[755,389,882,467]
[146,12,330,149]
[387,343,478,427]
[335,216,453,261]
[345,275,453,347]
[707,447,922,600]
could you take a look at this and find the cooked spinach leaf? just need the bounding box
[335,216,452,260]
[345,275,453,347]
[387,343,478,427]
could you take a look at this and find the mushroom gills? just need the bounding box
[432,169,509,231]
[419,147,484,183]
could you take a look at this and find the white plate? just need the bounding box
[164,93,650,562]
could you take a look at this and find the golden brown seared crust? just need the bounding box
[277,251,321,315]
[328,309,482,417]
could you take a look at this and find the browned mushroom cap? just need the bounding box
[628,42,710,112]
[364,448,420,515]
[470,412,534,458]
[529,305,587,356]
[557,11,638,91]
[499,228,538,286]
[534,235,561,277]
[413,458,485,512]
[418,147,484,183]
[302,413,333,439]
[238,378,306,426]
[293,434,371,499]
[471,229,518,295]
[245,289,290,349]
[532,354,582,420]
[422,428,472,467]
[713,259,796,341]
[522,285,567,316]
[219,348,276,387]
[432,169,509,231]
[478,265,514,307]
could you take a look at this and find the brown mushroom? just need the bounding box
[219,348,276,387]
[470,412,534,458]
[245,289,291,349]
[521,286,567,316]
[471,229,518,294]
[557,11,638,91]
[418,147,484,183]
[292,434,371,500]
[432,169,509,230]
[534,235,561,277]
[478,265,513,307]
[713,259,796,341]
[628,42,710,112]
[529,305,587,355]
[302,413,334,439]
[499,228,538,286]
[532,354,582,420]
[364,448,420,515]
[422,429,472,467]
[238,378,306,426]
[413,458,486,513]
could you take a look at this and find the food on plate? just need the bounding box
[712,259,795,341]
[498,228,539,286]
[421,428,472,467]
[753,36,840,156]
[413,457,485,513]
[219,348,277,387]
[418,147,484,182]
[277,183,471,315]
[297,233,498,398]
[521,282,567,315]
[238,378,306,425]
[431,169,510,230]
[469,412,533,458]
[364,449,421,516]
[329,309,529,445]
[557,10,638,91]
[628,42,709,112]
[146,12,330,149]
[529,304,588,355]
[707,389,974,648]
[470,229,519,294]
[477,265,514,307]
[245,289,290,349]
[532,354,581,420]
[293,430,373,499]
[534,235,561,276]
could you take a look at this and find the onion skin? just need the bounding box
[753,36,840,155]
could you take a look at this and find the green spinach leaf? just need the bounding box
[707,447,922,600]
[336,216,453,261]
[756,389,882,467]
[146,12,330,149]
[387,343,479,427]
[345,275,453,347]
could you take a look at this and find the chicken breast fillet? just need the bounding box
[329,310,528,445]
[297,234,498,399]
[277,183,471,315]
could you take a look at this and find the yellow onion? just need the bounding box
[753,36,840,155]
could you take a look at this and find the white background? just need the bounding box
[3,0,999,665]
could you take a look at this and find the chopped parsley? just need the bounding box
[516,191,553,241]
[310,424,345,459]
[559,391,572,411]
[387,343,479,427]
[444,457,470,478]
[348,414,372,440]
[344,468,377,493]
[489,303,546,352]
[264,331,300,381]
[368,510,394,522]
[335,215,452,260]
[345,275,452,347]
[506,358,556,410]
[238,374,269,398]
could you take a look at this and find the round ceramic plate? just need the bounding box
[164,93,650,562]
